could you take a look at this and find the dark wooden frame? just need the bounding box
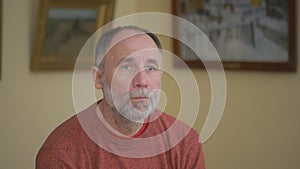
[172,0,296,71]
[31,0,115,70]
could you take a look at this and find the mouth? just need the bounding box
[130,96,149,101]
[129,90,151,102]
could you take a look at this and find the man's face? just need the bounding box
[101,31,162,123]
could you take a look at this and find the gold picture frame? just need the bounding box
[31,0,115,70]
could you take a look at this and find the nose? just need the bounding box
[132,69,149,88]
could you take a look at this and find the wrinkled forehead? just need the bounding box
[110,29,146,47]
[104,29,162,62]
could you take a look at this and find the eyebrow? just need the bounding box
[117,57,135,65]
[147,58,160,67]
[117,57,160,67]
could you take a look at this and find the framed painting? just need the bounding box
[31,0,115,70]
[172,0,296,71]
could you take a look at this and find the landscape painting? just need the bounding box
[43,8,97,57]
[173,0,296,71]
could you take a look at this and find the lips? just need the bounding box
[129,91,149,98]
[130,96,149,100]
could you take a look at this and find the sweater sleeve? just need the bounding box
[184,141,206,169]
[180,130,206,169]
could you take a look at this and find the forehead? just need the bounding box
[105,30,160,62]
[111,29,149,46]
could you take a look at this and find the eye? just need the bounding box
[121,64,131,70]
[145,65,158,71]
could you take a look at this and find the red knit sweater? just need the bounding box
[36,103,206,169]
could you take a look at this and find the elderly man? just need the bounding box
[36,25,206,169]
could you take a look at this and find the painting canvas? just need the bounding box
[43,8,97,57]
[173,0,296,71]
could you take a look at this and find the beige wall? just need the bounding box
[0,0,299,169]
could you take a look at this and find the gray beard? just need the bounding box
[102,79,160,123]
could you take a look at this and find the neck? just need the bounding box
[98,99,143,137]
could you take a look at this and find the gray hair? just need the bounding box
[95,25,162,73]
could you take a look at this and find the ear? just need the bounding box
[91,66,103,89]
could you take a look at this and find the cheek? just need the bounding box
[153,80,162,89]
[103,74,128,97]
[107,68,131,88]
[110,76,131,95]
[149,76,162,89]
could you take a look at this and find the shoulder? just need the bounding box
[157,113,206,168]
[150,111,197,133]
[147,110,200,142]
[36,103,102,168]
[36,104,99,162]
[148,111,206,168]
[157,111,176,124]
[41,115,84,149]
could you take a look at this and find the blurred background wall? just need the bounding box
[0,0,299,168]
